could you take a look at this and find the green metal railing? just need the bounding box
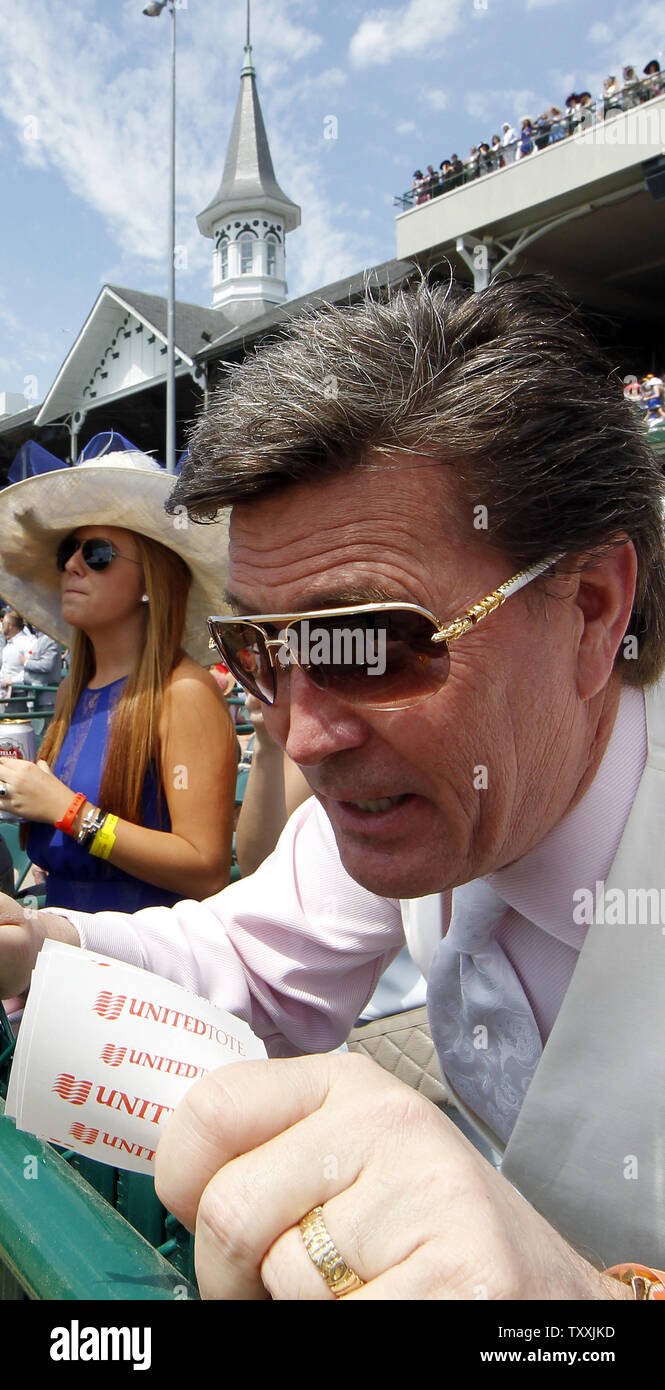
[226,691,253,735]
[0,685,60,719]
[0,1098,197,1300]
[647,421,665,457]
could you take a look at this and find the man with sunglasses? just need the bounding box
[2,273,665,1302]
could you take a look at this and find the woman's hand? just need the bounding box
[0,757,74,826]
[155,1053,633,1301]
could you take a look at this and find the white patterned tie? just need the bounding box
[427,878,542,1144]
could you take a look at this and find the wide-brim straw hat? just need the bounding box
[0,450,229,665]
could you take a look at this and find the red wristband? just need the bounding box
[55,792,87,835]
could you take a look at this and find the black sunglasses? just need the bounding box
[56,536,142,573]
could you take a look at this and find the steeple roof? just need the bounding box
[197,40,301,238]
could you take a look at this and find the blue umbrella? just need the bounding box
[77,430,142,462]
[7,440,65,484]
[77,430,166,470]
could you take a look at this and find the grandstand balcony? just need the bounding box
[395,92,665,327]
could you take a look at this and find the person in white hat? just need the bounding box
[0,444,237,918]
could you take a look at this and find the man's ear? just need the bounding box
[569,541,638,699]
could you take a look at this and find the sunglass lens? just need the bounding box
[289,611,451,709]
[82,539,115,571]
[56,537,115,572]
[212,623,276,704]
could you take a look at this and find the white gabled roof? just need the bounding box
[35,286,231,426]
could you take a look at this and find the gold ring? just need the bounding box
[298,1206,365,1297]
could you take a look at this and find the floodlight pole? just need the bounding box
[166,0,176,473]
[144,0,177,472]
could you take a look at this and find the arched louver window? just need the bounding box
[220,240,229,279]
[240,233,254,274]
[266,235,277,276]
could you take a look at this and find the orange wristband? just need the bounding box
[55,792,87,835]
[604,1263,665,1299]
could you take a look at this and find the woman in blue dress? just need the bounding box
[0,447,237,915]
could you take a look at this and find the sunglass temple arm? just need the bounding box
[432,555,562,644]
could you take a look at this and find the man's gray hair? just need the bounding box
[170,273,665,684]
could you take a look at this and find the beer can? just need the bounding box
[0,719,37,822]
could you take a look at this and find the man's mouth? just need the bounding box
[346,795,407,814]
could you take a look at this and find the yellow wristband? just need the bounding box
[89,814,119,861]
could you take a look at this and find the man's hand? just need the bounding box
[0,894,79,996]
[155,1053,631,1301]
[0,895,45,998]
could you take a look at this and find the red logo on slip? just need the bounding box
[93,991,127,1020]
[69,1122,99,1145]
[100,1043,127,1067]
[52,1074,93,1106]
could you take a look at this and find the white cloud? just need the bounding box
[426,90,449,112]
[395,120,416,134]
[578,5,665,65]
[575,4,665,98]
[588,22,612,44]
[466,88,539,125]
[287,188,378,298]
[349,0,464,67]
[0,290,65,398]
[0,0,369,321]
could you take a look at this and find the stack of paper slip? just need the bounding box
[5,940,266,1174]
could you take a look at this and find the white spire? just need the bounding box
[197,4,301,323]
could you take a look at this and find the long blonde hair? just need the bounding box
[40,533,192,824]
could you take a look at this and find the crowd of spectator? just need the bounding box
[409,57,663,205]
[0,607,65,711]
[625,372,665,432]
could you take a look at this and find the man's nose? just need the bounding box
[280,666,370,766]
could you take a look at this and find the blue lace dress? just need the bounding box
[28,677,180,912]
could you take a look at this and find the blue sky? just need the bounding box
[0,0,663,404]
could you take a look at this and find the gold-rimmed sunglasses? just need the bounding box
[208,555,560,711]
